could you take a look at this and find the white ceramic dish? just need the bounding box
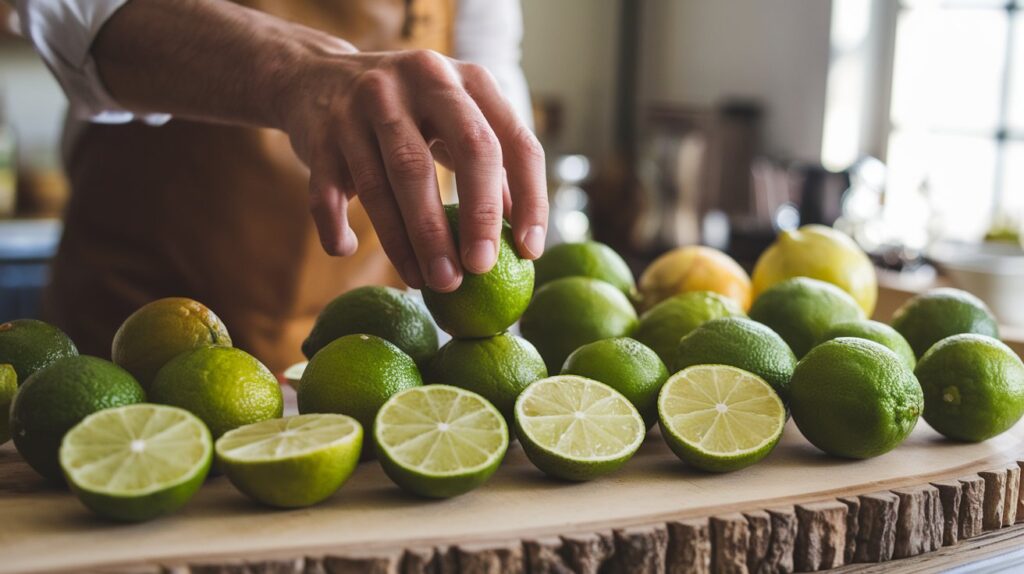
[929,240,1024,327]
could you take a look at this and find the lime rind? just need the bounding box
[514,375,645,480]
[216,414,361,463]
[658,365,785,472]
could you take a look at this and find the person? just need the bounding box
[11,0,548,373]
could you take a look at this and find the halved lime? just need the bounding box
[216,414,362,508]
[284,361,307,389]
[514,375,645,481]
[59,404,212,522]
[658,365,785,472]
[375,385,507,498]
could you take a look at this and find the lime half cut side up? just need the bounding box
[216,414,362,508]
[513,375,645,481]
[59,404,213,522]
[658,365,785,472]
[375,385,509,498]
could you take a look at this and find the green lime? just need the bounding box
[60,404,212,522]
[534,241,636,298]
[0,364,17,444]
[375,385,508,498]
[634,291,745,365]
[0,319,78,384]
[561,337,667,429]
[658,365,786,472]
[748,277,865,358]
[421,205,534,338]
[673,317,797,402]
[789,338,923,459]
[519,277,639,372]
[298,334,422,451]
[149,346,282,439]
[216,414,362,508]
[514,375,645,481]
[301,286,438,367]
[914,334,1024,442]
[11,356,145,481]
[820,319,916,370]
[891,288,1000,359]
[112,297,232,390]
[429,332,547,427]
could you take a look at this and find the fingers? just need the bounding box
[460,63,548,260]
[308,152,358,257]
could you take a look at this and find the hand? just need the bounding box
[280,48,549,292]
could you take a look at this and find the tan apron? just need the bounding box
[43,0,455,374]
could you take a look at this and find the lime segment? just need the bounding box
[375,385,508,498]
[514,375,645,481]
[658,365,785,472]
[59,404,212,522]
[216,414,362,508]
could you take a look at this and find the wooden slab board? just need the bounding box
[2,416,1022,574]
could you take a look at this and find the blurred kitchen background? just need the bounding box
[2,0,1023,325]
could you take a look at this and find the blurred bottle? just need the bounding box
[0,95,16,218]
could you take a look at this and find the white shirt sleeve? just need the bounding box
[454,0,533,130]
[14,0,170,124]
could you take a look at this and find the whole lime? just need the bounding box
[0,364,17,444]
[891,288,999,359]
[149,346,282,439]
[789,338,923,459]
[301,286,437,367]
[421,205,534,338]
[534,241,635,298]
[0,319,78,384]
[298,334,423,444]
[561,337,667,428]
[915,334,1024,442]
[673,317,796,402]
[519,277,639,372]
[820,319,916,370]
[112,297,232,390]
[634,291,745,366]
[748,277,864,358]
[11,356,145,480]
[429,332,547,426]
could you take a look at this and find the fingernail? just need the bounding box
[523,225,545,258]
[464,240,496,273]
[403,260,424,288]
[428,256,459,290]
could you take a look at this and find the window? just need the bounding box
[886,0,1023,242]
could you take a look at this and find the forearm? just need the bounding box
[91,0,352,130]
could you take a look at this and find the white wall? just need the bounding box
[640,0,833,163]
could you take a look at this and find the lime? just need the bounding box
[112,297,232,390]
[0,319,78,384]
[149,346,282,439]
[514,375,645,481]
[60,404,212,522]
[752,224,877,316]
[0,364,16,444]
[519,277,638,372]
[891,288,1000,359]
[421,205,534,338]
[673,317,797,402]
[658,365,786,472]
[914,334,1024,442]
[634,291,745,365]
[298,334,422,448]
[534,241,635,298]
[429,332,547,427]
[820,319,916,370]
[789,338,923,459]
[11,356,145,481]
[748,277,864,358]
[216,414,362,507]
[301,286,438,367]
[638,246,752,312]
[375,385,507,498]
[560,337,667,429]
